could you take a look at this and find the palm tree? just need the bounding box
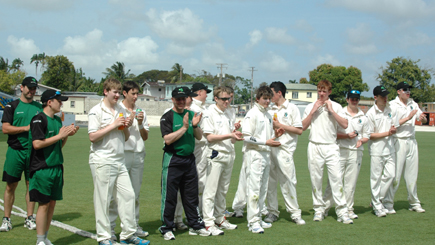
[102,62,132,83]
[169,63,183,83]
[38,53,47,73]
[30,54,40,77]
[0,56,9,72]
[10,58,24,71]
[30,52,47,78]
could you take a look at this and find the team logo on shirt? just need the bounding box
[284,112,288,117]
[411,106,413,110]
[32,120,41,123]
[388,113,392,118]
[358,119,362,124]
[16,111,24,114]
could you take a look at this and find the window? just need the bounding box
[307,92,312,98]
[70,101,75,108]
[292,91,298,99]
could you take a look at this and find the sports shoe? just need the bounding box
[260,220,272,228]
[0,217,12,232]
[409,206,425,213]
[348,211,358,219]
[292,217,306,225]
[25,215,37,230]
[264,213,278,223]
[249,222,264,234]
[374,209,387,217]
[135,227,149,237]
[232,210,243,218]
[110,233,117,242]
[120,235,150,244]
[206,225,224,236]
[175,222,188,231]
[313,212,324,222]
[44,239,53,245]
[189,228,211,236]
[223,209,234,218]
[36,242,46,245]
[385,208,396,214]
[98,239,113,245]
[163,231,175,240]
[337,214,353,224]
[217,218,237,230]
[324,208,330,218]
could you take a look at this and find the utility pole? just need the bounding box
[249,67,257,108]
[216,63,227,86]
[179,65,183,83]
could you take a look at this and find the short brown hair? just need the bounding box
[103,78,122,95]
[213,86,232,98]
[317,80,332,91]
[256,86,273,100]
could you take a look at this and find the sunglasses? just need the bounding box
[402,88,410,92]
[218,97,231,101]
[350,90,361,94]
[48,91,61,100]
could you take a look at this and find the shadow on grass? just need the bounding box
[52,232,91,244]
[53,212,82,223]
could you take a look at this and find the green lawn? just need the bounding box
[0,128,434,244]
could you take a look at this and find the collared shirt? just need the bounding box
[366,103,399,156]
[390,96,422,138]
[302,99,346,144]
[119,102,149,153]
[268,100,302,152]
[190,98,207,144]
[242,103,273,152]
[225,106,237,131]
[202,104,234,153]
[337,107,370,151]
[88,99,127,163]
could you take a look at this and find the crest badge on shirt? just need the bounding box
[388,113,392,118]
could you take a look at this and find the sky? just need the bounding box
[1,0,435,96]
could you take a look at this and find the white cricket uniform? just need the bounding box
[266,100,303,219]
[190,98,209,212]
[109,103,149,231]
[366,103,399,212]
[201,104,236,227]
[383,96,423,209]
[243,103,274,225]
[302,99,348,217]
[324,107,370,212]
[88,100,136,242]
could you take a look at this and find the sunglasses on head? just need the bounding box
[350,90,361,94]
[48,91,61,100]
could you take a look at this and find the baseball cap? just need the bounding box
[22,76,38,88]
[396,81,412,90]
[172,87,198,99]
[41,90,68,103]
[373,86,389,97]
[347,89,361,99]
[191,83,212,93]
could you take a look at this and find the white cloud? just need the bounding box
[0,0,74,11]
[292,19,314,32]
[345,44,378,55]
[396,31,433,48]
[167,43,195,57]
[345,23,379,55]
[117,37,159,64]
[265,27,297,45]
[311,54,341,67]
[246,29,262,48]
[7,36,40,60]
[259,53,290,73]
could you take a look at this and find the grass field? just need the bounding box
[0,128,434,244]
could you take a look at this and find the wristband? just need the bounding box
[193,125,198,128]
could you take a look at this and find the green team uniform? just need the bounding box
[28,112,64,204]
[1,99,42,182]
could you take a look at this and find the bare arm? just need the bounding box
[273,120,302,135]
[2,122,29,135]
[33,126,73,150]
[302,101,323,131]
[205,131,243,143]
[325,100,348,129]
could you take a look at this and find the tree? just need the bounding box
[377,57,434,103]
[233,76,253,104]
[0,70,26,94]
[299,77,309,84]
[0,56,9,72]
[288,79,297,84]
[78,77,100,93]
[40,55,75,91]
[307,64,369,105]
[30,53,47,78]
[70,68,85,91]
[103,62,133,83]
[10,58,24,71]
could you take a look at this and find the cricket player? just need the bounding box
[323,89,370,219]
[383,81,427,213]
[159,87,211,240]
[201,86,243,236]
[366,85,399,217]
[1,77,41,232]
[88,78,149,245]
[302,80,353,224]
[28,90,78,245]
[264,81,305,225]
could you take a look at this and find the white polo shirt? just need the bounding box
[119,102,149,153]
[225,106,237,131]
[88,99,127,163]
[337,107,370,151]
[302,99,346,144]
[366,103,399,156]
[202,104,234,154]
[190,98,207,144]
[268,100,302,152]
[242,103,273,153]
[390,96,422,138]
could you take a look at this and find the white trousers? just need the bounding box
[90,161,136,242]
[324,149,363,212]
[383,138,421,209]
[202,151,235,227]
[194,142,208,213]
[109,151,145,231]
[307,142,347,217]
[246,150,270,225]
[174,192,184,223]
[267,148,301,219]
[370,154,395,211]
[232,154,248,212]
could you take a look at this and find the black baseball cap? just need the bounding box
[373,86,389,97]
[191,83,212,93]
[347,89,361,99]
[396,81,412,90]
[41,90,68,103]
[172,87,198,99]
[22,76,38,88]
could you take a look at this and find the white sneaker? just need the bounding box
[249,222,264,234]
[189,228,211,236]
[206,225,224,236]
[135,227,149,237]
[45,238,53,245]
[348,211,358,219]
[223,210,234,218]
[163,231,175,240]
[0,217,12,232]
[36,242,46,245]
[264,213,278,223]
[217,219,237,230]
[292,217,306,225]
[385,208,396,214]
[260,220,272,229]
[337,214,353,224]
[25,215,37,230]
[409,206,425,213]
[232,210,243,218]
[175,222,188,230]
[374,209,387,217]
[110,233,117,242]
[313,212,324,222]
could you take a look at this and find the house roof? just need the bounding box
[285,83,317,91]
